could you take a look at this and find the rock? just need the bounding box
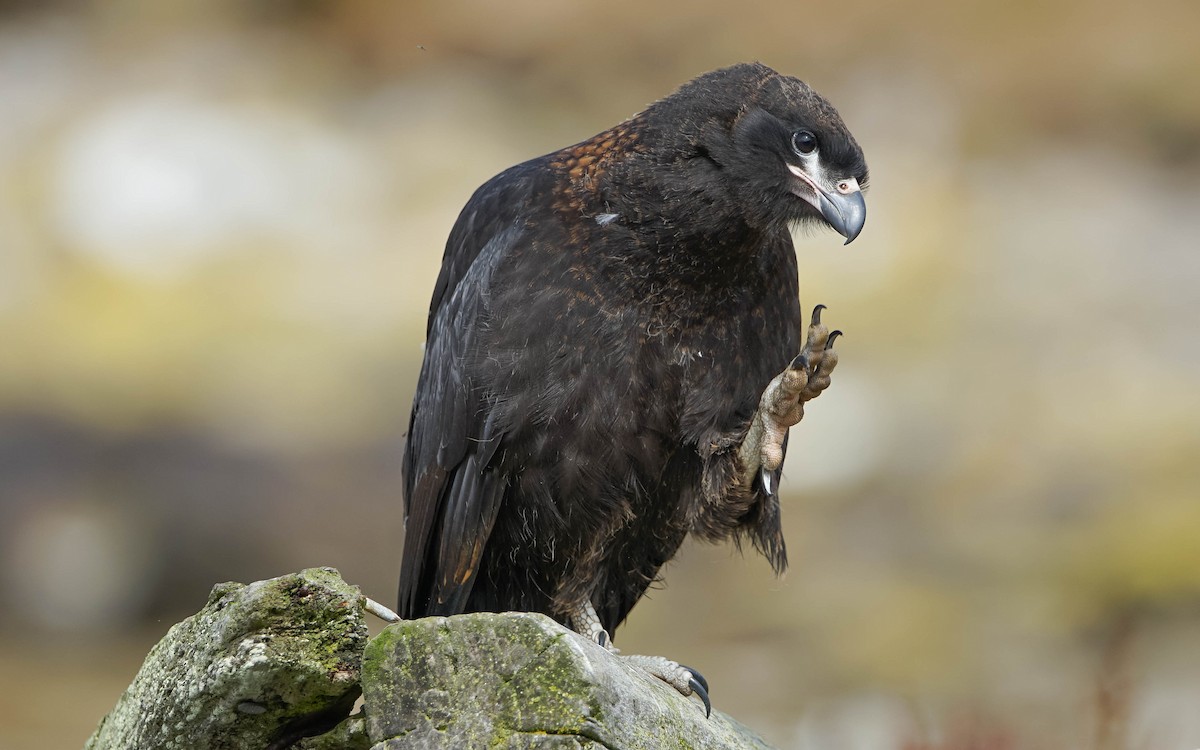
[85,567,368,750]
[363,612,775,749]
[85,570,777,749]
[296,715,372,750]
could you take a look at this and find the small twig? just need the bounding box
[363,596,401,623]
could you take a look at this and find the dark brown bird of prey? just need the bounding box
[398,62,868,714]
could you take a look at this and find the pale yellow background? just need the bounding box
[1,2,1197,748]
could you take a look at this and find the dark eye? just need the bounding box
[791,130,818,156]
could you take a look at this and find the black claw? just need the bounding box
[688,678,712,718]
[597,631,608,648]
[679,664,709,694]
[826,330,843,349]
[811,304,826,325]
[789,353,808,370]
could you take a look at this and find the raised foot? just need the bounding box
[792,304,841,405]
[738,304,842,492]
[568,601,711,717]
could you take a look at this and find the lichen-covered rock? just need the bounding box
[86,567,367,750]
[363,612,775,750]
[86,571,777,749]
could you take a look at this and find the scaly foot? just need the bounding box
[569,601,711,717]
[738,304,842,494]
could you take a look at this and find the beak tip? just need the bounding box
[793,169,866,245]
[816,189,866,246]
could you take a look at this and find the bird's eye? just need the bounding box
[791,130,818,156]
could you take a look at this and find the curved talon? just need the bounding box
[680,664,709,694]
[688,678,712,718]
[789,353,808,370]
[826,330,843,348]
[597,631,608,648]
[811,304,826,325]
[759,467,775,497]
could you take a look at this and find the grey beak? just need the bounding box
[816,188,866,245]
[787,164,867,245]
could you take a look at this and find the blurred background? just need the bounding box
[1,1,1198,748]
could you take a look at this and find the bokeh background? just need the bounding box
[1,1,1198,748]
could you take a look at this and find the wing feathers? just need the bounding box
[398,176,532,617]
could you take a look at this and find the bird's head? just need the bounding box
[658,63,869,243]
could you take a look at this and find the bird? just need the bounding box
[398,62,867,715]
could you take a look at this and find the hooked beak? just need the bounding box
[788,165,866,244]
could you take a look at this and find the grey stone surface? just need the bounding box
[86,567,367,750]
[363,612,775,750]
[86,571,775,749]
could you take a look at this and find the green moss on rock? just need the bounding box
[86,567,368,750]
[88,570,776,749]
[362,612,775,750]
